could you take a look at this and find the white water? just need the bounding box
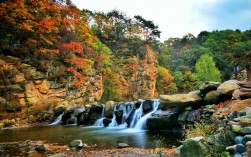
[134,100,159,129]
[49,113,63,125]
[93,100,159,130]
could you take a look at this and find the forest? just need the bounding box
[1,0,251,102]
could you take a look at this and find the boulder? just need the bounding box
[159,90,203,108]
[115,110,123,124]
[142,100,154,114]
[117,143,129,148]
[239,127,251,135]
[232,125,242,133]
[238,81,251,88]
[103,118,112,127]
[235,136,244,144]
[242,135,251,145]
[199,81,221,96]
[35,145,46,152]
[232,89,241,100]
[178,111,189,125]
[69,140,83,148]
[217,80,239,95]
[236,144,246,153]
[246,141,251,157]
[146,111,179,130]
[204,90,221,105]
[88,105,104,124]
[105,101,115,118]
[179,136,210,157]
[239,115,251,127]
[226,145,236,153]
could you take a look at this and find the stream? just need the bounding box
[0,125,182,149]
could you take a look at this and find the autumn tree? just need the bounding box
[156,66,177,94]
[101,68,123,102]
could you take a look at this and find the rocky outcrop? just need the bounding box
[159,90,202,108]
[0,56,104,124]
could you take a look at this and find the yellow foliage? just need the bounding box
[184,122,214,140]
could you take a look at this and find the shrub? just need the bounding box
[2,119,15,127]
[184,122,214,140]
[5,104,21,113]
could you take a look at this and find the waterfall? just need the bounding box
[134,100,159,129]
[49,113,63,125]
[129,103,143,128]
[93,104,105,126]
[92,100,159,130]
[108,104,118,127]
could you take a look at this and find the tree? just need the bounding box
[195,54,221,86]
[156,66,177,94]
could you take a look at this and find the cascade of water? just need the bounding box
[134,100,159,130]
[93,104,105,126]
[49,113,63,125]
[129,103,143,128]
[92,100,159,130]
[108,104,118,127]
[120,102,133,124]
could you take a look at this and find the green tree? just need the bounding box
[195,54,221,86]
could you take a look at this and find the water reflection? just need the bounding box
[0,126,182,149]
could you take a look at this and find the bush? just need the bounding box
[184,122,214,140]
[2,119,15,127]
[5,104,21,112]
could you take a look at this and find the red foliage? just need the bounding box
[216,100,232,110]
[58,42,83,54]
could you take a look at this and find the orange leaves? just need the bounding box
[58,42,83,54]
[21,22,34,32]
[67,67,86,87]
[39,48,59,55]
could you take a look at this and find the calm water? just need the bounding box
[0,125,182,149]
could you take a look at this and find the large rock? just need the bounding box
[142,100,154,114]
[239,127,251,135]
[159,90,203,107]
[199,81,221,96]
[105,101,115,118]
[179,136,210,157]
[204,90,221,105]
[246,141,251,157]
[217,80,239,95]
[239,115,251,127]
[69,140,83,148]
[146,110,179,130]
[242,135,251,145]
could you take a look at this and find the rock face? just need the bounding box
[0,56,104,123]
[159,91,202,108]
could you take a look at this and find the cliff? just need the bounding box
[0,44,158,125]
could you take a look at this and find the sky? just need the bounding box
[71,0,251,41]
